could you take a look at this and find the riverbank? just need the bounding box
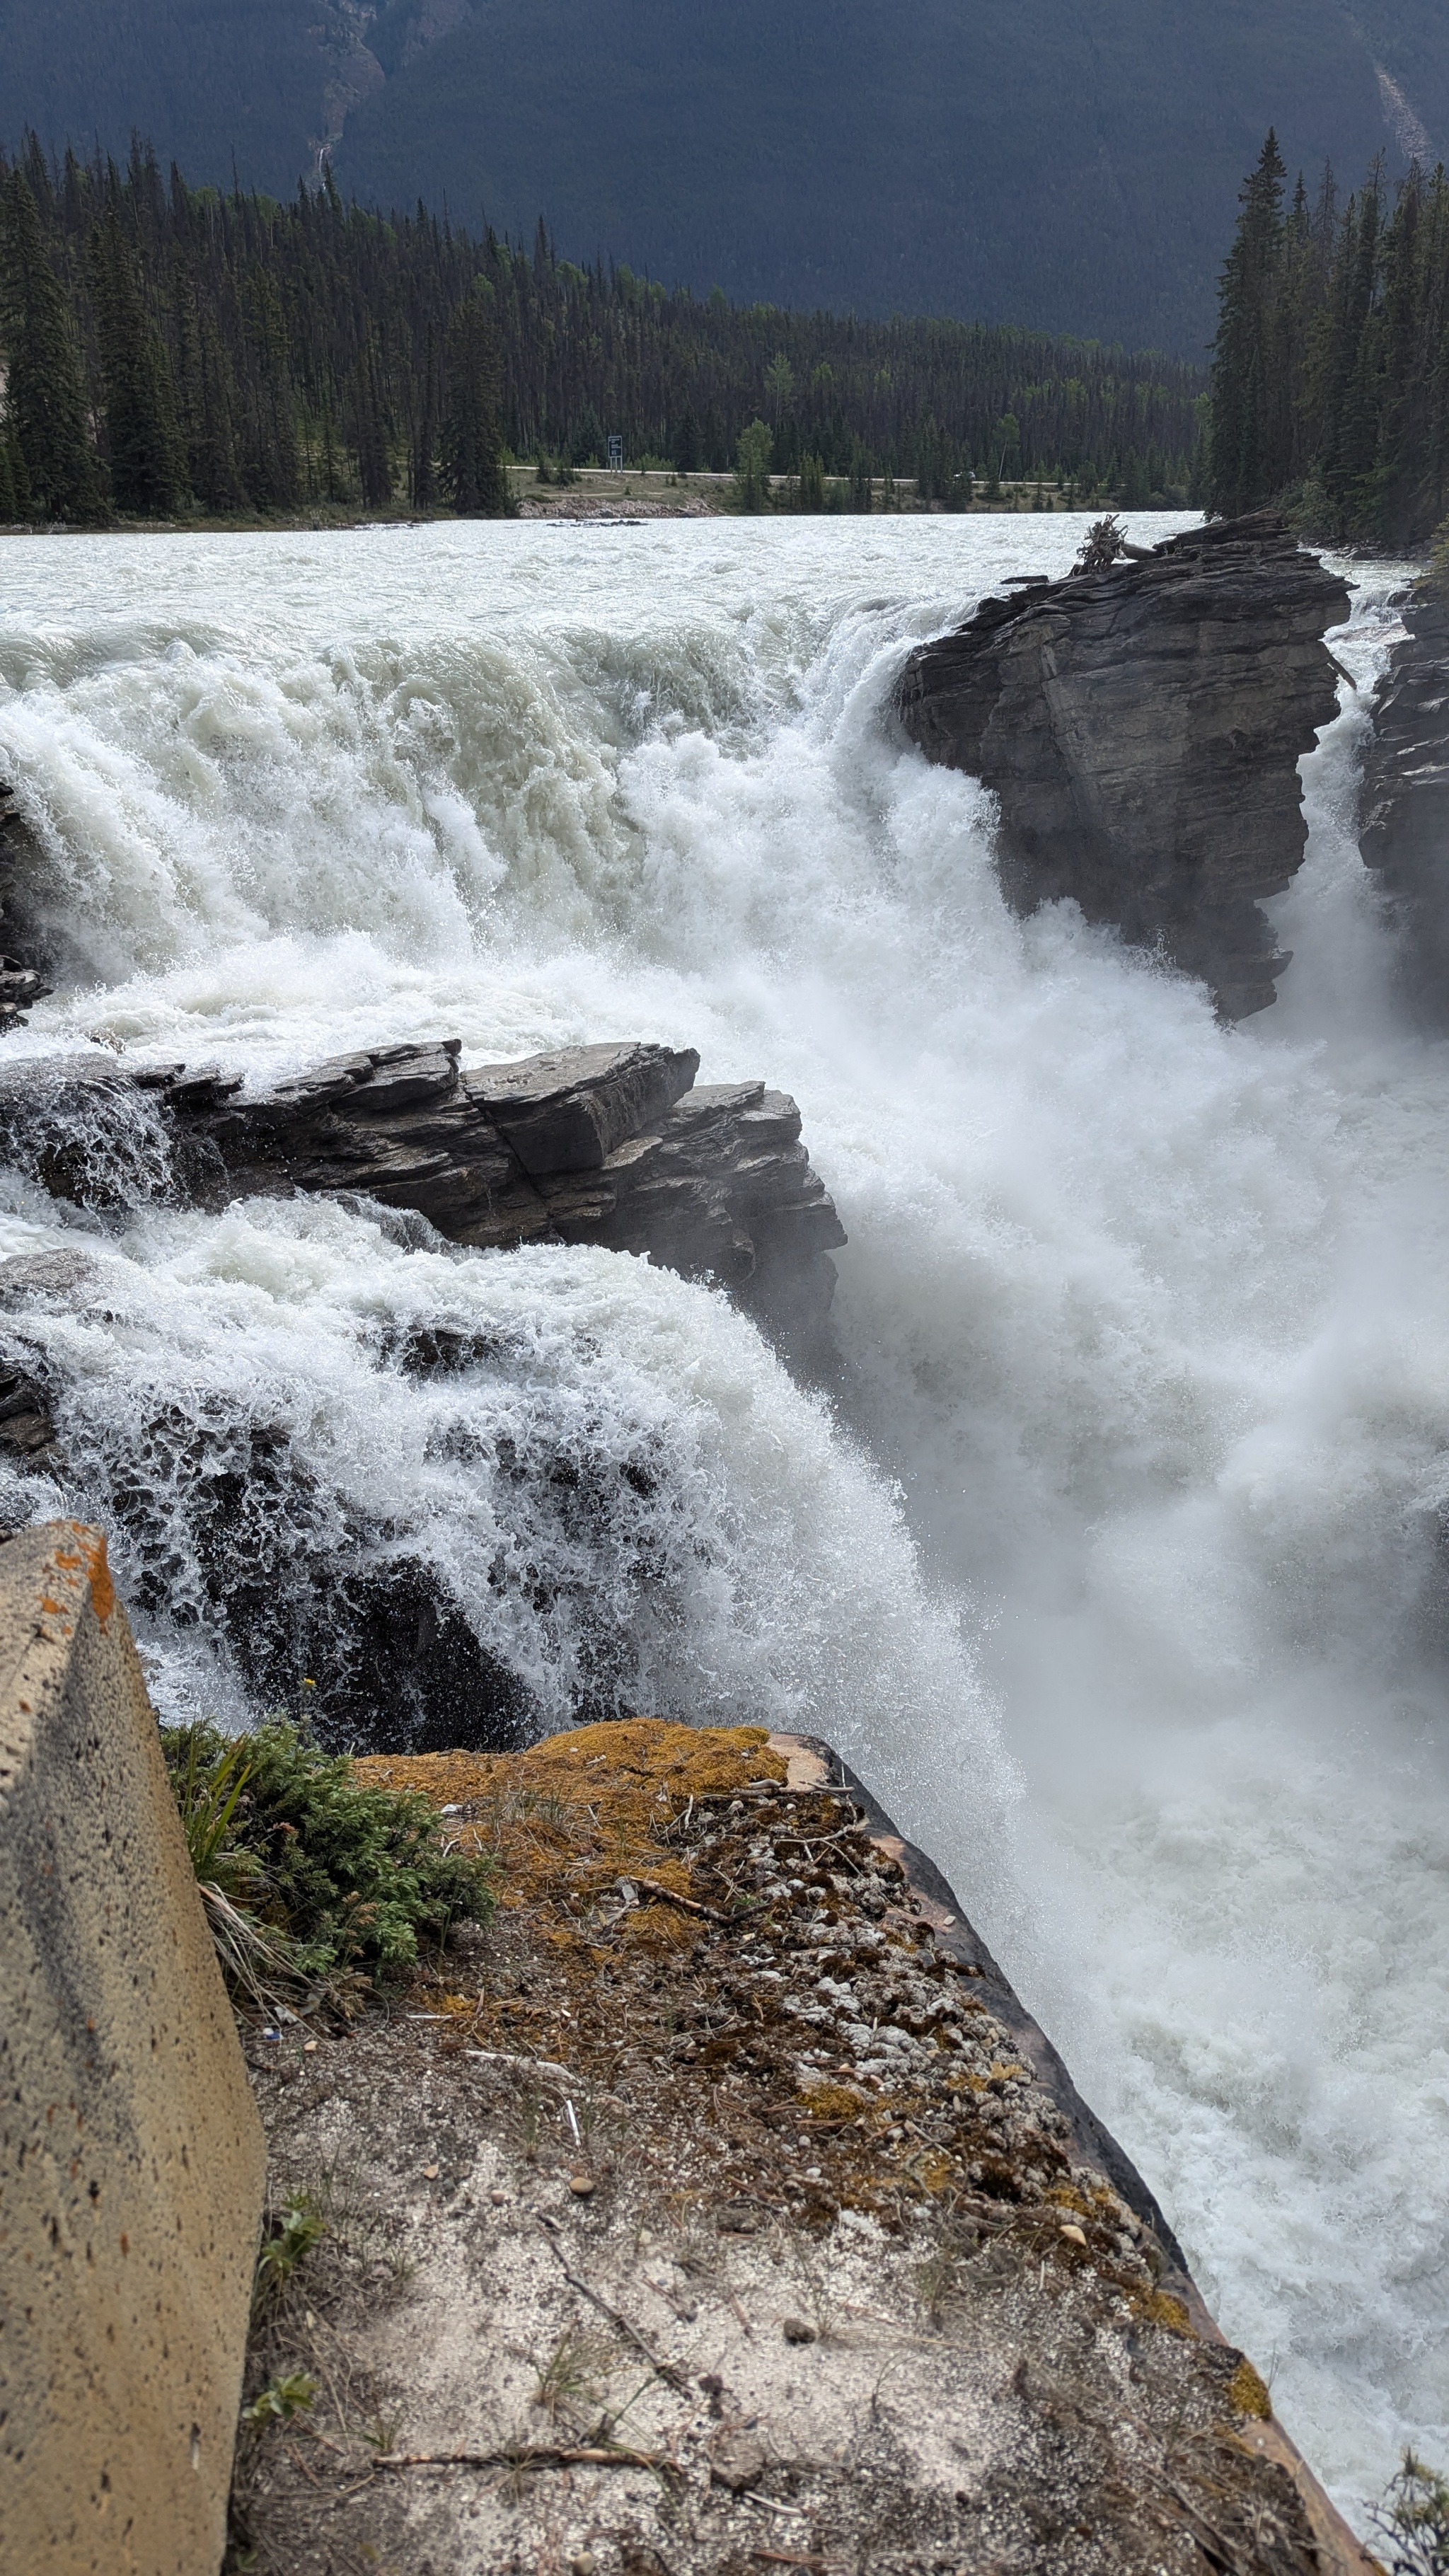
[0,470,1131,536]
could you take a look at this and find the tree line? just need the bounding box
[1207,129,1449,547]
[0,132,1202,524]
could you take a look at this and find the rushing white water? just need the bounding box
[0,512,1444,2520]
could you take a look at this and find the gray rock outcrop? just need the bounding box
[896,512,1351,1018]
[1359,575,1449,1013]
[0,1038,846,1341]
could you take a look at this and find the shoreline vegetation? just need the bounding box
[0,463,1138,537]
[0,132,1200,536]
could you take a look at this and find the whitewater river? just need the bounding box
[0,512,1443,2519]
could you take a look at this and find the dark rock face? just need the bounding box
[1359,582,1449,1013]
[896,512,1351,1019]
[155,1035,846,1340]
[0,1036,846,1339]
[0,780,52,1032]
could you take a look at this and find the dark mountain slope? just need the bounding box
[0,0,380,199]
[4,0,1445,351]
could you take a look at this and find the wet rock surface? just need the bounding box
[1360,577,1449,1015]
[0,778,51,1032]
[0,1037,845,1344]
[229,1720,1368,2576]
[896,512,1350,1020]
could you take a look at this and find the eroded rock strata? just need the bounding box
[896,512,1351,1019]
[1360,574,1449,1014]
[0,1037,845,1336]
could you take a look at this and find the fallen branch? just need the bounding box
[375,2442,668,2473]
[463,2046,572,2080]
[462,2048,628,2112]
[631,1885,742,1927]
[750,2555,838,2570]
[538,2217,692,2392]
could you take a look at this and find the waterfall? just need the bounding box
[0,512,1442,2517]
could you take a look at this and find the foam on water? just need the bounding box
[0,513,1443,2517]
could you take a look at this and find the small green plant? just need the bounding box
[173,1726,262,1900]
[1369,2450,1449,2576]
[161,1717,495,2006]
[241,2370,318,2428]
[253,2194,328,2316]
[531,2324,613,2420]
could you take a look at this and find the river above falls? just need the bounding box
[0,512,1443,2521]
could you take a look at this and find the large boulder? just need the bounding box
[896,512,1351,1018]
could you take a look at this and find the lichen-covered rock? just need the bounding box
[896,512,1350,1019]
[226,1718,1373,2576]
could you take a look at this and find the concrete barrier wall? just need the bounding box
[0,1522,266,2576]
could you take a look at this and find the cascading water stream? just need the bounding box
[0,514,1443,2522]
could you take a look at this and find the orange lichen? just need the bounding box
[1226,2357,1273,2419]
[1136,2289,1193,2336]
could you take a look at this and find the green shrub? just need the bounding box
[162,1717,494,2005]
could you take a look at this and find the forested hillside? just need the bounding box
[1207,132,1449,548]
[0,137,1202,524]
[2,0,1445,353]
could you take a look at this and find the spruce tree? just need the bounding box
[350,323,393,507]
[0,169,105,521]
[1206,129,1288,515]
[90,204,187,515]
[441,287,510,515]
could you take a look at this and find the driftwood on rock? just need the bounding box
[896,511,1351,1019]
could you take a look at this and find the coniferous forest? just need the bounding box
[1207,130,1449,548]
[0,134,1202,525]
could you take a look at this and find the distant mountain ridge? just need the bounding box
[3,0,1447,352]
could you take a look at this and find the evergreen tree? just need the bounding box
[350,322,393,507]
[669,407,701,473]
[237,263,299,509]
[90,204,187,515]
[0,169,105,521]
[410,319,440,508]
[441,286,510,514]
[733,416,772,511]
[1206,129,1288,514]
[796,450,826,512]
[570,400,605,467]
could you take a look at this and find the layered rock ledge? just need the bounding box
[230,1716,1373,2576]
[896,512,1350,1019]
[0,1036,846,1343]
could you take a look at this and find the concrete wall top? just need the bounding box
[0,1520,265,2576]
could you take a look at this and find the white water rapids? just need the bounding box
[0,512,1443,2520]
